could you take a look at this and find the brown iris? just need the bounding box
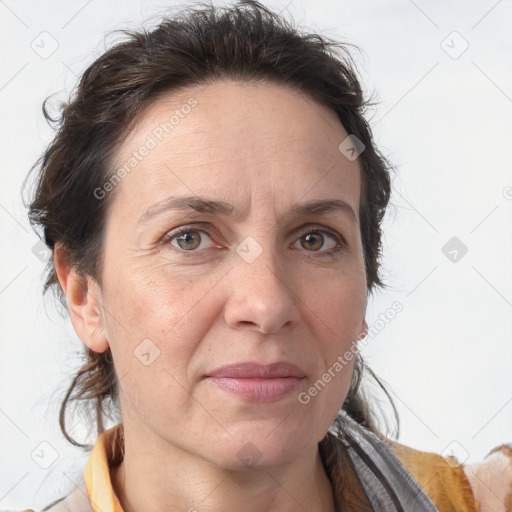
[300,232,324,251]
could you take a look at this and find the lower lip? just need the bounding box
[206,377,304,401]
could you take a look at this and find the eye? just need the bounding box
[168,228,217,252]
[293,228,344,254]
[162,224,346,258]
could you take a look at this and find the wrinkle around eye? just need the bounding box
[158,224,350,263]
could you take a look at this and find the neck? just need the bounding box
[110,419,336,512]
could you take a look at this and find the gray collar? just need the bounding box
[332,412,440,511]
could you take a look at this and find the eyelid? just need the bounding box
[293,224,346,246]
[163,223,220,254]
[162,222,347,257]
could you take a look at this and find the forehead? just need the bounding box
[109,79,361,220]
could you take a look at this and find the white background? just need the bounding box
[1,0,511,509]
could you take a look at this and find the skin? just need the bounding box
[55,79,369,512]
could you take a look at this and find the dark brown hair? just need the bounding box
[24,0,398,450]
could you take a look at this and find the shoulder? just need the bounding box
[40,480,93,512]
[385,438,512,512]
[1,474,94,512]
[462,444,512,512]
[42,489,92,512]
[0,489,92,512]
[0,510,36,512]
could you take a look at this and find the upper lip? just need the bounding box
[206,362,305,379]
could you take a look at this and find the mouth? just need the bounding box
[204,362,305,402]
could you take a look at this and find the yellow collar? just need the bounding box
[84,425,124,512]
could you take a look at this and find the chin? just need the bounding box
[204,429,314,472]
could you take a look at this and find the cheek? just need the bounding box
[308,267,367,337]
[101,274,209,427]
[301,265,366,410]
[104,263,194,336]
[101,267,221,393]
[297,357,356,442]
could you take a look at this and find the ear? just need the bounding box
[358,318,369,341]
[358,296,369,341]
[54,242,109,353]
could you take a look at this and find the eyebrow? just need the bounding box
[137,195,357,225]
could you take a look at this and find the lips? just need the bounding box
[204,362,306,401]
[206,361,305,379]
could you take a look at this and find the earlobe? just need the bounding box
[54,243,109,353]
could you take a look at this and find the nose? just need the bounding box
[223,240,301,334]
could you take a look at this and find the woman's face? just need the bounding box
[91,79,368,469]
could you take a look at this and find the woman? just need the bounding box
[19,1,511,511]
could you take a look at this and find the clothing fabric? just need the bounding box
[13,416,512,512]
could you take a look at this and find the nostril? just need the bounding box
[239,321,257,328]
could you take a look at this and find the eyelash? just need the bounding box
[161,223,347,259]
